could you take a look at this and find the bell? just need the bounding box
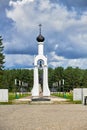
[40,61,42,68]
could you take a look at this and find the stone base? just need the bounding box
[31,97,50,101]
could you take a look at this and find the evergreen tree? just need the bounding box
[0,36,5,88]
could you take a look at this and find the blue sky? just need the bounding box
[0,0,87,69]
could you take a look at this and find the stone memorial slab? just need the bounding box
[73,88,87,105]
[73,88,82,101]
[0,89,8,102]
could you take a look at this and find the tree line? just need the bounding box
[48,67,87,92]
[0,67,87,92]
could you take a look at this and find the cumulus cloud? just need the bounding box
[48,52,87,69]
[54,0,87,10]
[3,0,87,68]
[5,54,34,68]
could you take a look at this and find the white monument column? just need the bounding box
[31,24,50,98]
[32,65,39,96]
[38,42,44,55]
[43,65,50,96]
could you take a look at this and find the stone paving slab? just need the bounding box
[0,104,87,130]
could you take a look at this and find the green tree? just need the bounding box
[64,67,74,91]
[48,67,54,88]
[72,67,84,88]
[82,69,87,88]
[0,36,5,88]
[3,69,33,92]
[64,67,84,91]
[54,67,64,82]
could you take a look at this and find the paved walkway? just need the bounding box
[15,95,68,104]
[0,104,87,130]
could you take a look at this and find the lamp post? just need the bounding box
[59,80,61,96]
[14,79,19,99]
[0,64,2,70]
[62,79,65,98]
[62,79,64,93]
[14,79,18,98]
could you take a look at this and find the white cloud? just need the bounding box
[66,58,87,69]
[4,0,87,69]
[9,0,34,7]
[5,54,33,68]
[48,52,87,69]
[6,0,77,31]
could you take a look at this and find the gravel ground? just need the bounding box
[0,104,87,130]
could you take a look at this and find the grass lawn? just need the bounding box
[9,92,30,100]
[52,92,81,104]
[0,92,31,105]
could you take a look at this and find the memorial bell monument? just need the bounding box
[31,24,50,98]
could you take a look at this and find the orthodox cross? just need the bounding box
[39,24,42,34]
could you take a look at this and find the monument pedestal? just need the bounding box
[31,96,50,101]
